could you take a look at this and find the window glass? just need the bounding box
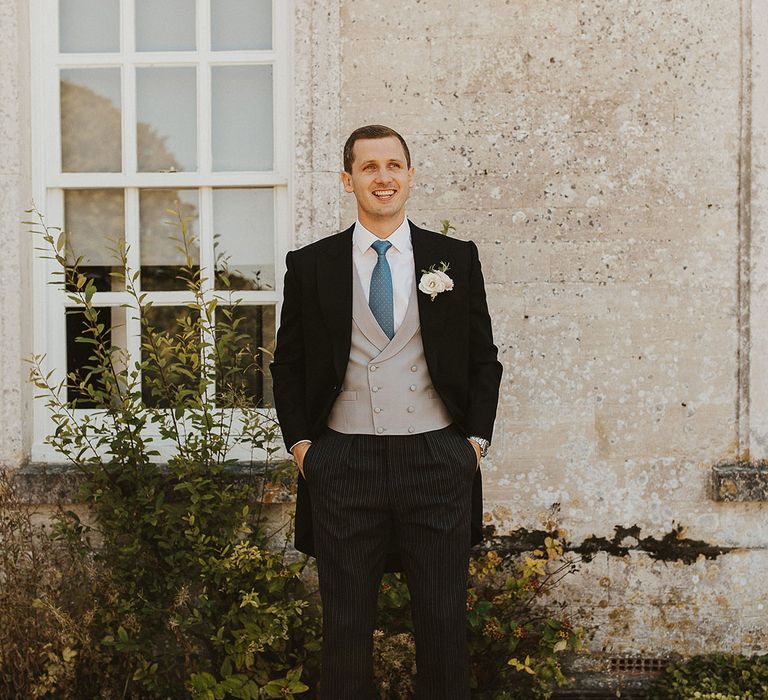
[65,189,125,292]
[136,0,196,51]
[60,68,122,172]
[141,306,200,407]
[66,306,127,406]
[137,67,197,172]
[212,65,273,171]
[59,0,120,53]
[215,305,275,406]
[140,189,200,290]
[213,188,274,290]
[211,0,272,50]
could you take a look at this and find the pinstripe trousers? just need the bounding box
[303,424,477,700]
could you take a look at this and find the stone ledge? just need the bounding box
[711,461,768,502]
[6,462,297,506]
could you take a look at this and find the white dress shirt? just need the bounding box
[353,217,414,333]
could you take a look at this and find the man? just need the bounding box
[270,125,502,699]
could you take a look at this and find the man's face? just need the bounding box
[341,136,415,227]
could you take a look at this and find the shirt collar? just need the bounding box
[353,217,412,254]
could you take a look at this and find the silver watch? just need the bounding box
[468,436,490,458]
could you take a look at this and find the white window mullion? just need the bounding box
[273,0,289,181]
[51,172,287,189]
[53,51,278,67]
[49,9,63,180]
[42,190,69,457]
[124,187,142,388]
[198,0,212,53]
[124,187,141,287]
[122,0,138,176]
[198,0,213,175]
[199,186,214,292]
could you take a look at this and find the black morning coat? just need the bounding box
[269,220,503,571]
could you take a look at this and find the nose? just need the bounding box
[373,168,391,183]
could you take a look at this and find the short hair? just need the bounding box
[342,124,411,173]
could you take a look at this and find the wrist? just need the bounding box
[467,436,490,458]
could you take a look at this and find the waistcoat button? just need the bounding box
[408,426,415,433]
[410,366,417,372]
[372,386,380,392]
[409,385,416,391]
[407,406,415,413]
[376,427,384,434]
[374,407,382,413]
[369,365,377,372]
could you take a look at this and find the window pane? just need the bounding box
[211,0,272,50]
[66,306,127,407]
[65,189,125,292]
[60,0,119,53]
[137,67,197,172]
[61,68,122,172]
[212,65,273,171]
[140,189,200,290]
[213,189,274,290]
[135,0,196,51]
[141,306,200,407]
[215,305,275,407]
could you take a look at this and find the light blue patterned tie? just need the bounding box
[369,239,394,339]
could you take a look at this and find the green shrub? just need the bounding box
[649,654,768,699]
[17,207,320,699]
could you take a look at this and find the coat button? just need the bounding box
[376,427,384,434]
[408,426,415,433]
[409,385,416,391]
[374,407,382,413]
[407,406,415,413]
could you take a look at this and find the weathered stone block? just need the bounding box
[711,462,768,501]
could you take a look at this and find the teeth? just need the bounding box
[374,190,395,196]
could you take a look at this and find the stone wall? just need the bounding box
[295,0,768,660]
[0,0,31,469]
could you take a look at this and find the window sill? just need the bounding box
[711,461,768,502]
[8,462,297,505]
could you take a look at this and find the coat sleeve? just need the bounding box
[465,240,503,442]
[269,250,311,451]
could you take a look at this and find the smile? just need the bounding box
[372,189,396,201]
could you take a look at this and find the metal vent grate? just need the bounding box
[609,656,668,676]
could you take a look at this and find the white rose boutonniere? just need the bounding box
[419,261,454,301]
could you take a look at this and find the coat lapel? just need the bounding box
[317,224,354,382]
[410,220,449,350]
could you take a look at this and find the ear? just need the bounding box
[340,170,354,193]
[407,167,415,187]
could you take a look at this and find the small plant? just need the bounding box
[371,508,584,699]
[20,205,320,698]
[0,471,117,699]
[648,654,768,699]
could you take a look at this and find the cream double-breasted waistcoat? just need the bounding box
[326,269,453,435]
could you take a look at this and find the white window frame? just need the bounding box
[30,0,293,462]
